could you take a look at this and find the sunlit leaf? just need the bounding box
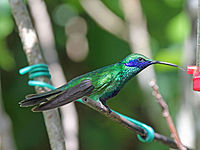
[166,12,191,43]
[0,16,14,39]
[164,0,183,8]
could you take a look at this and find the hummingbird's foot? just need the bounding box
[100,99,112,114]
[105,105,112,114]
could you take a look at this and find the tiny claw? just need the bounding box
[104,105,112,114]
[99,102,104,110]
[99,99,112,114]
[107,108,112,114]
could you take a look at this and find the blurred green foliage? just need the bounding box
[166,12,190,43]
[0,0,15,71]
[1,0,189,150]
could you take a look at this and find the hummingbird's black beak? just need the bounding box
[151,60,185,71]
[151,60,178,67]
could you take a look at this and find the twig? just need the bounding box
[82,97,146,135]
[27,0,79,149]
[81,96,190,150]
[8,0,66,149]
[197,0,200,66]
[149,80,186,150]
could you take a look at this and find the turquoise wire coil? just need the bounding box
[76,99,154,142]
[28,80,55,90]
[113,110,154,142]
[19,64,155,143]
[19,64,53,89]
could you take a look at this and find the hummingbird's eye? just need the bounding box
[137,57,144,62]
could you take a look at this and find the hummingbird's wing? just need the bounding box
[19,80,94,111]
[32,80,94,111]
[19,89,63,107]
[32,72,114,111]
[20,63,118,111]
[89,71,113,95]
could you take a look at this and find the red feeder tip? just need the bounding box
[187,65,200,91]
[187,66,199,74]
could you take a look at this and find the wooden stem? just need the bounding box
[8,0,66,149]
[149,80,186,150]
[81,96,190,150]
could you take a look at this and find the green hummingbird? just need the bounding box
[20,53,180,112]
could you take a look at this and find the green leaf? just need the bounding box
[0,16,14,39]
[164,0,183,8]
[166,12,191,43]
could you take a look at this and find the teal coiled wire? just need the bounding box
[19,64,55,90]
[114,110,154,142]
[19,64,154,142]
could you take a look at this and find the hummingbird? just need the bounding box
[20,53,180,112]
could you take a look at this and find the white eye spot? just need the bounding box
[138,57,143,62]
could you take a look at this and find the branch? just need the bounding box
[81,97,190,150]
[197,0,200,66]
[27,0,79,149]
[8,0,66,149]
[149,80,186,150]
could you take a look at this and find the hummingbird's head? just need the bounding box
[121,53,179,70]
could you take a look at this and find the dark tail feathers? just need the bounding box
[19,90,62,107]
[32,80,94,112]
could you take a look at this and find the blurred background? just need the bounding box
[0,0,198,150]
